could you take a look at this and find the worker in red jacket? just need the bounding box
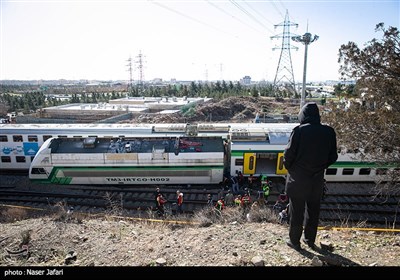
[176,190,184,214]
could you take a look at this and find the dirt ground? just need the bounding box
[0,207,399,268]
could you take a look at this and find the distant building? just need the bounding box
[240,76,251,85]
[34,96,212,123]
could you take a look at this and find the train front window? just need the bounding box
[31,168,46,174]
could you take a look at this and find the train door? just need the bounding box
[276,152,287,175]
[243,153,256,175]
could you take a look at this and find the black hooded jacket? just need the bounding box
[284,102,338,177]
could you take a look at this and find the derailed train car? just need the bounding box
[29,135,225,185]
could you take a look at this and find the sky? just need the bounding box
[1,0,399,83]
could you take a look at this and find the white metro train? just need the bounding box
[14,122,391,185]
[0,123,231,171]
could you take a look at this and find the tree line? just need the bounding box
[1,79,356,117]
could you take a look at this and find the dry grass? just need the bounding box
[0,200,399,267]
[0,207,29,223]
[192,205,280,226]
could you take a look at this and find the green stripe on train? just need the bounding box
[44,165,225,185]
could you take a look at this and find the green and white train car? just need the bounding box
[228,124,391,182]
[29,135,225,185]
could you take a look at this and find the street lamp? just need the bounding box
[292,32,319,109]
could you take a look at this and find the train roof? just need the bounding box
[0,123,299,141]
[0,122,299,132]
[0,123,154,135]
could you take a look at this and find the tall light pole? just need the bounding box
[292,32,319,109]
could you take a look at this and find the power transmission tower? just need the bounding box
[271,10,298,97]
[126,56,133,97]
[135,50,146,95]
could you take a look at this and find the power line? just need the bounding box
[229,0,271,33]
[149,0,240,39]
[205,0,265,35]
[242,1,276,33]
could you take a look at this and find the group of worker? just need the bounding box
[154,188,184,217]
[206,190,253,211]
[223,172,271,201]
[208,174,291,224]
[152,174,289,223]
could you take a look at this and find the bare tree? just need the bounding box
[325,23,400,198]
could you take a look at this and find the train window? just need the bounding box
[28,135,38,142]
[342,168,354,175]
[1,156,11,163]
[248,156,254,171]
[0,135,7,142]
[376,168,387,175]
[16,156,26,163]
[43,135,52,141]
[88,135,98,138]
[58,135,67,138]
[278,156,284,170]
[325,168,337,175]
[31,168,46,174]
[13,135,23,142]
[359,168,371,175]
[235,159,244,166]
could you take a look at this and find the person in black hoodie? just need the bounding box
[283,102,338,251]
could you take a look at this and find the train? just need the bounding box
[0,123,231,171]
[0,122,385,185]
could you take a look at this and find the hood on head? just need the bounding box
[298,102,320,124]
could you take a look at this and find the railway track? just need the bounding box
[319,183,399,226]
[0,177,398,227]
[0,186,223,217]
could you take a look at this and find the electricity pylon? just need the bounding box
[271,10,298,97]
